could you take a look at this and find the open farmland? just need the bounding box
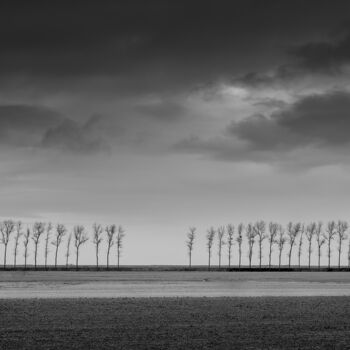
[0,271,350,298]
[0,297,350,349]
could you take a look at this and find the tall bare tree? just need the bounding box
[74,225,88,269]
[297,225,305,269]
[65,233,72,268]
[324,221,336,269]
[217,226,225,268]
[105,224,116,269]
[44,222,53,269]
[305,222,316,269]
[32,222,45,269]
[227,224,234,268]
[246,223,256,268]
[23,228,31,269]
[277,225,286,269]
[93,223,103,268]
[236,223,243,269]
[206,227,215,270]
[116,226,125,269]
[315,222,325,269]
[268,222,278,268]
[186,227,196,268]
[13,221,23,268]
[254,221,266,268]
[52,224,66,268]
[336,220,348,269]
[286,222,301,268]
[0,220,15,268]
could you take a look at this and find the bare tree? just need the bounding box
[206,227,215,270]
[286,222,301,268]
[23,228,31,269]
[0,220,15,268]
[348,238,350,268]
[246,223,256,268]
[336,220,348,269]
[52,224,66,268]
[324,221,336,269]
[32,222,45,269]
[254,221,266,268]
[277,225,286,269]
[297,225,305,269]
[73,225,88,269]
[13,221,23,268]
[268,222,278,268]
[105,224,116,269]
[93,223,103,268]
[65,233,72,268]
[227,224,234,268]
[315,222,325,269]
[116,226,125,269]
[236,224,243,269]
[305,222,316,269]
[217,226,225,268]
[44,222,53,269]
[186,227,196,268]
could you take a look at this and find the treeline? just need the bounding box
[0,220,125,269]
[186,221,350,269]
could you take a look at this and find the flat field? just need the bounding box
[0,271,350,297]
[0,297,350,349]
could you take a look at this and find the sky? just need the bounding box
[1,0,350,266]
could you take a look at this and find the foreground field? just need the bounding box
[0,271,350,297]
[0,297,349,349]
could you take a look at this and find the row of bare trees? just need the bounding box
[0,220,125,269]
[186,221,350,269]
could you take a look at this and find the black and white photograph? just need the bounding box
[1,0,350,348]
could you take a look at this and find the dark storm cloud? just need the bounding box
[1,0,350,92]
[41,117,110,154]
[289,32,350,74]
[175,91,350,166]
[230,91,350,149]
[0,105,62,146]
[0,104,111,153]
[135,100,186,122]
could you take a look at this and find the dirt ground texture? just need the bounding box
[0,271,350,298]
[0,297,349,349]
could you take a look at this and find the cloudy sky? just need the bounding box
[2,0,350,265]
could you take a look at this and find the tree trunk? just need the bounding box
[34,244,38,269]
[55,246,59,268]
[318,247,321,270]
[117,247,120,269]
[107,246,110,269]
[189,251,191,268]
[76,247,79,270]
[238,248,241,269]
[328,242,331,269]
[268,243,272,268]
[338,245,341,269]
[14,250,17,268]
[288,247,293,268]
[96,245,99,268]
[278,251,282,269]
[228,247,231,268]
[208,249,211,271]
[259,242,262,268]
[308,244,311,269]
[218,248,221,268]
[4,244,7,269]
